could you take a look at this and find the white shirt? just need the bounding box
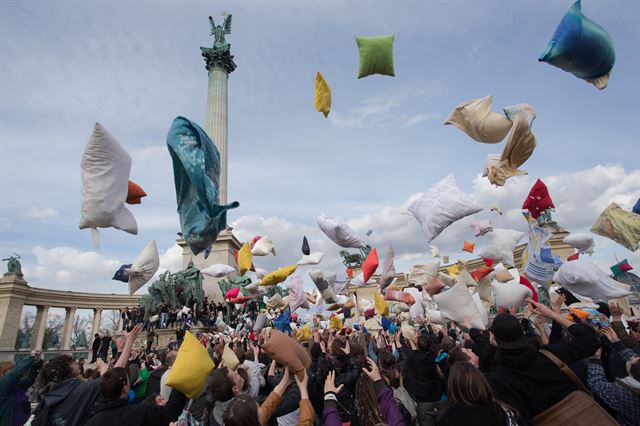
[160,367,173,400]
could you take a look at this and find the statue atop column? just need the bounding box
[201,13,237,73]
[3,253,23,277]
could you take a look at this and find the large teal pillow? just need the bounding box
[356,34,396,79]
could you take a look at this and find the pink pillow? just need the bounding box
[225,287,240,299]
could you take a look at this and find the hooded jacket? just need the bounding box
[84,389,186,426]
[33,378,102,426]
[400,346,442,402]
[0,356,41,426]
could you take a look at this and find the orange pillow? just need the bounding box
[462,241,475,253]
[470,266,494,282]
[362,248,379,283]
[126,180,147,205]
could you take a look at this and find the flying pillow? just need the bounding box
[539,0,615,89]
[329,315,343,332]
[444,96,512,143]
[261,265,297,286]
[407,261,440,286]
[554,259,631,301]
[379,247,396,292]
[317,213,366,248]
[297,252,325,266]
[309,270,338,304]
[165,331,215,399]
[253,314,268,332]
[429,245,441,258]
[425,276,446,296]
[462,241,475,253]
[79,123,138,243]
[482,154,501,177]
[486,109,537,187]
[563,233,595,255]
[610,259,633,278]
[476,273,495,304]
[112,264,131,283]
[494,267,515,283]
[446,264,460,278]
[222,345,240,371]
[225,287,240,299]
[470,220,493,237]
[237,243,253,276]
[470,265,494,283]
[126,180,147,205]
[591,202,640,252]
[126,240,160,295]
[355,34,396,78]
[375,292,389,317]
[522,179,555,219]
[262,330,311,381]
[476,228,525,266]
[408,174,483,243]
[167,117,239,255]
[362,248,379,283]
[567,252,580,261]
[384,289,415,305]
[301,236,310,255]
[230,295,253,304]
[491,282,532,309]
[426,309,448,325]
[254,268,267,280]
[519,276,539,302]
[633,199,640,215]
[288,275,310,312]
[314,71,332,118]
[266,293,286,310]
[201,264,236,278]
[433,278,486,330]
[251,236,276,256]
[472,293,489,328]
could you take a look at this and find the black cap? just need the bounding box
[491,313,529,349]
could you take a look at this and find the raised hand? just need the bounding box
[608,302,623,321]
[324,370,344,394]
[361,357,382,381]
[601,326,620,343]
[551,294,566,314]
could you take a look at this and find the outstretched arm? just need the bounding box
[115,324,142,369]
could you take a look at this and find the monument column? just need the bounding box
[0,273,28,359]
[91,308,102,337]
[61,307,77,350]
[32,305,50,350]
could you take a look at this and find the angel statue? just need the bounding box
[209,13,232,52]
[3,253,23,276]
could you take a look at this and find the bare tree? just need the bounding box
[44,314,63,350]
[15,312,35,350]
[72,314,92,349]
[101,310,120,335]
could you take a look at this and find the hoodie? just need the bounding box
[35,378,102,426]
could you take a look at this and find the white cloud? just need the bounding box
[24,206,60,220]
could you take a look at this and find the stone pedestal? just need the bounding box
[0,274,28,359]
[178,229,242,302]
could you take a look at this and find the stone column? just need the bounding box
[91,308,102,337]
[31,305,49,350]
[117,309,124,331]
[61,307,76,350]
[0,275,28,358]
[204,67,229,204]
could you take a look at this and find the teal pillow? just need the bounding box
[356,34,396,79]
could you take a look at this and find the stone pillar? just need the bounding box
[91,308,102,337]
[61,307,76,350]
[204,67,229,204]
[0,275,28,359]
[117,309,124,331]
[31,305,49,350]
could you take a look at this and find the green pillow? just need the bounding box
[356,34,396,78]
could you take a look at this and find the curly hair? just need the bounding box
[36,355,75,395]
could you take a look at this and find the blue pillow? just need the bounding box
[539,1,615,89]
[381,316,391,331]
[112,264,131,283]
[167,117,239,255]
[633,198,640,215]
[540,248,555,264]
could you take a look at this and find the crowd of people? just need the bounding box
[1,296,639,426]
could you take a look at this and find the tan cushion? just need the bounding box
[262,330,311,380]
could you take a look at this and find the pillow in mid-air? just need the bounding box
[355,34,396,79]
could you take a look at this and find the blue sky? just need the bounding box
[1,0,639,294]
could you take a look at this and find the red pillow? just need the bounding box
[364,308,375,320]
[483,258,494,267]
[362,248,379,283]
[519,276,538,302]
[346,268,354,278]
[230,295,253,304]
[462,241,475,253]
[471,266,494,282]
[225,287,240,299]
[567,252,580,261]
[126,180,147,205]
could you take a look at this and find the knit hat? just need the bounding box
[491,313,529,349]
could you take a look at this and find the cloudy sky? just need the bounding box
[1,0,639,295]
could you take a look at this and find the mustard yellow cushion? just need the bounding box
[375,292,389,317]
[446,265,460,277]
[165,331,214,399]
[314,71,332,118]
[261,265,297,286]
[296,323,312,342]
[329,315,343,332]
[238,243,252,276]
[222,344,240,370]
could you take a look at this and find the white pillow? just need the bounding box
[472,292,489,327]
[201,264,236,278]
[429,245,441,258]
[433,277,486,330]
[554,259,631,301]
[444,96,513,143]
[251,236,276,256]
[408,174,483,243]
[563,233,595,255]
[297,252,325,266]
[425,309,448,325]
[379,247,396,291]
[476,229,525,266]
[351,272,365,286]
[254,268,267,280]
[407,261,440,286]
[309,270,338,303]
[79,123,138,242]
[317,213,366,248]
[470,220,493,237]
[126,240,159,295]
[404,287,424,319]
[491,282,532,309]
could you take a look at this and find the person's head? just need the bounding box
[447,346,470,368]
[310,342,322,360]
[490,313,529,349]
[448,361,495,406]
[36,354,78,394]
[94,333,99,338]
[223,393,260,426]
[165,351,178,368]
[210,367,244,402]
[417,334,430,352]
[626,356,640,380]
[330,337,347,357]
[101,367,129,400]
[438,335,455,353]
[143,392,167,407]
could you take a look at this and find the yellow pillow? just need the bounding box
[314,71,332,118]
[222,344,240,370]
[446,265,460,277]
[165,331,214,399]
[261,265,297,286]
[375,292,389,317]
[297,323,312,342]
[238,243,252,276]
[329,315,343,332]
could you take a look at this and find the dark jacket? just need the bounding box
[85,389,186,426]
[146,366,168,396]
[323,380,405,426]
[327,353,360,424]
[469,328,496,373]
[92,337,101,352]
[435,401,508,426]
[0,356,41,426]
[33,378,102,426]
[487,323,601,426]
[400,347,442,402]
